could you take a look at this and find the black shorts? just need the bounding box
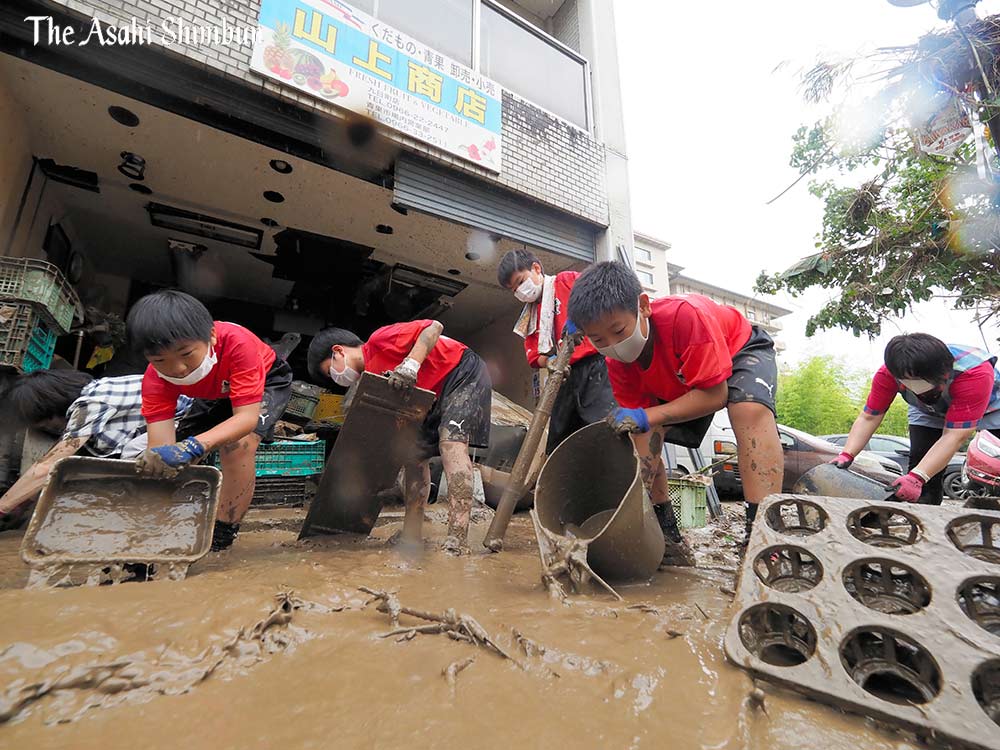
[177,358,293,443]
[417,350,492,459]
[726,326,778,415]
[547,354,617,454]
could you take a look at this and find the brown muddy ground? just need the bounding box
[0,504,921,750]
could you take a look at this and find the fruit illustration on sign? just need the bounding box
[319,70,350,99]
[263,22,295,79]
[288,49,324,89]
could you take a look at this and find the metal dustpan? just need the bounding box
[299,372,435,537]
[534,422,664,581]
[21,456,221,581]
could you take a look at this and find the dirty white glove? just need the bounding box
[387,357,420,390]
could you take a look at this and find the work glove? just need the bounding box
[891,471,925,503]
[607,406,650,435]
[136,437,206,479]
[563,319,580,337]
[387,357,420,391]
[830,451,854,469]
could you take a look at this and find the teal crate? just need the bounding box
[668,478,708,529]
[0,258,81,334]
[0,302,57,373]
[207,439,325,477]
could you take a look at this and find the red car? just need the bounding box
[963,430,1000,498]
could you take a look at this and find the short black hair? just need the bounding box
[568,261,643,327]
[497,249,541,287]
[884,334,954,380]
[126,290,214,355]
[307,327,363,382]
[5,370,94,426]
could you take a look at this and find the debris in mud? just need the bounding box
[529,511,622,602]
[442,656,475,697]
[359,587,519,664]
[0,590,328,725]
[747,684,768,716]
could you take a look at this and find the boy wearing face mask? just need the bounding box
[497,249,617,454]
[306,320,491,554]
[568,262,783,556]
[127,290,293,551]
[833,334,1000,504]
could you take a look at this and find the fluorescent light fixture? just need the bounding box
[146,202,262,250]
[390,263,467,297]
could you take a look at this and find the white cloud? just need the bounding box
[616,0,1000,371]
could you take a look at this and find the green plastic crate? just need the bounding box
[0,302,57,373]
[206,439,325,477]
[668,478,708,529]
[285,381,321,421]
[0,258,81,333]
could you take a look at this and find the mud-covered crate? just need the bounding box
[0,258,81,333]
[252,475,313,506]
[0,302,58,373]
[285,381,321,421]
[206,439,325,477]
[668,477,708,529]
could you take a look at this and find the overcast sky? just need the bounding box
[615,0,1000,372]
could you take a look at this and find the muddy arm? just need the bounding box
[0,437,83,514]
[644,382,728,429]
[407,321,444,365]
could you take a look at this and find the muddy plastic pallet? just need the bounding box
[724,494,1000,750]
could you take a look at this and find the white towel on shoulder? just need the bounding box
[512,275,557,355]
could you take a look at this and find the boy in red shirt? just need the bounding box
[568,262,783,560]
[832,333,1000,504]
[127,290,293,551]
[497,249,617,453]
[307,320,492,554]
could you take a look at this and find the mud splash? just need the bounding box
[0,506,920,749]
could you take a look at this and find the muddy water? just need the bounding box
[0,508,919,749]
[29,478,214,559]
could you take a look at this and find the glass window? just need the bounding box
[869,437,902,452]
[746,309,756,321]
[376,0,474,66]
[480,3,588,128]
[635,247,652,263]
[637,269,654,286]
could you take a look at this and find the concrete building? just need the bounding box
[0,0,635,407]
[632,232,791,352]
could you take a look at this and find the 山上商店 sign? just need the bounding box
[251,0,502,172]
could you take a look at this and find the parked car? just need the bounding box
[822,433,969,501]
[962,429,1000,504]
[686,414,901,497]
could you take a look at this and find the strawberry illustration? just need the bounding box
[483,138,496,152]
[467,144,481,160]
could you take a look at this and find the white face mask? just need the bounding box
[156,347,217,386]
[596,302,649,363]
[900,378,936,395]
[514,275,542,303]
[329,354,361,387]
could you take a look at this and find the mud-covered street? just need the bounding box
[0,508,920,749]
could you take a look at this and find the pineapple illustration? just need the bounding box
[263,22,294,78]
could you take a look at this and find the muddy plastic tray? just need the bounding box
[21,457,222,570]
[724,494,1000,749]
[300,372,435,537]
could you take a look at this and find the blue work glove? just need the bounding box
[563,319,580,337]
[607,407,650,435]
[137,437,206,479]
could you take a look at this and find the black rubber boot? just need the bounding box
[654,502,684,544]
[654,503,696,567]
[211,520,240,552]
[745,502,758,540]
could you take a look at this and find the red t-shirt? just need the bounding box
[523,271,598,367]
[362,320,466,396]
[864,361,996,428]
[607,294,752,409]
[142,321,276,423]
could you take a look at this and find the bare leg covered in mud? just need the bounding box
[632,428,696,567]
[401,461,432,545]
[212,433,261,551]
[439,440,474,555]
[727,401,783,541]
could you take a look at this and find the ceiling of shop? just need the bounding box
[508,0,566,22]
[0,55,581,340]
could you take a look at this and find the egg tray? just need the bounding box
[724,494,1000,750]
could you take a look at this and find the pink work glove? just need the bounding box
[830,451,854,469]
[891,472,924,503]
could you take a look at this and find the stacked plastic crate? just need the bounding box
[0,259,81,373]
[206,439,326,506]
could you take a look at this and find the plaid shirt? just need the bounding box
[63,375,192,457]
